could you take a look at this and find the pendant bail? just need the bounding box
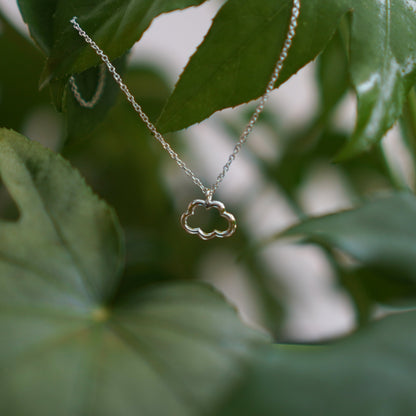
[205,189,214,203]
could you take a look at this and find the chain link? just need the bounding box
[69,64,106,108]
[70,0,300,198]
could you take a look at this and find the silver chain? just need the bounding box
[69,64,106,109]
[70,0,300,199]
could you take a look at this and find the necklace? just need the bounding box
[70,0,300,240]
[69,64,106,109]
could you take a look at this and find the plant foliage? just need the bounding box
[1,0,416,415]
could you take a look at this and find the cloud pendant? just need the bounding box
[181,199,237,240]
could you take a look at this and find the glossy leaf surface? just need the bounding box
[338,0,416,159]
[157,0,416,159]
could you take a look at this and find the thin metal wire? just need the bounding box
[70,0,300,198]
[69,64,106,109]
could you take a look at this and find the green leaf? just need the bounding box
[17,0,210,85]
[0,14,49,130]
[157,0,416,160]
[344,266,416,308]
[217,310,416,416]
[0,128,123,304]
[157,0,349,133]
[0,129,265,415]
[262,125,394,206]
[283,192,416,283]
[16,0,58,55]
[336,0,416,159]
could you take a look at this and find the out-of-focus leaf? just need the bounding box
[0,14,49,130]
[345,267,416,307]
[283,193,416,283]
[334,264,416,327]
[0,128,123,304]
[266,129,393,201]
[217,310,416,416]
[0,128,266,415]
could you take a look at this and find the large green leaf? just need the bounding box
[0,128,265,415]
[157,0,416,159]
[283,193,416,283]
[217,309,416,416]
[0,128,122,308]
[157,0,349,133]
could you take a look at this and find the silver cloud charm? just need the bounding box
[181,199,237,240]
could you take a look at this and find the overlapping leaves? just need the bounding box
[17,0,210,82]
[16,0,210,140]
[18,0,416,157]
